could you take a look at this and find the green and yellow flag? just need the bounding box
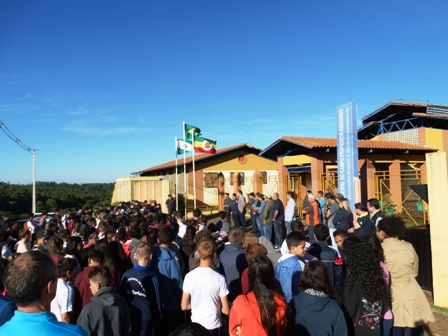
[185,123,201,141]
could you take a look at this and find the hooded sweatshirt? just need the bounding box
[77,286,132,336]
[275,254,304,302]
[286,290,347,336]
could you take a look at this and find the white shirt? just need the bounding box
[178,222,187,238]
[183,267,229,330]
[285,198,296,222]
[51,278,74,321]
[26,220,36,235]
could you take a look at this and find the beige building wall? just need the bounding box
[426,151,448,308]
[112,176,170,204]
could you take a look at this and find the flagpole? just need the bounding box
[175,137,179,212]
[192,131,197,209]
[182,121,187,215]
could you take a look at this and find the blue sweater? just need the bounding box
[119,265,161,323]
[219,244,248,302]
[275,254,304,302]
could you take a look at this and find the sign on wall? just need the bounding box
[337,102,358,208]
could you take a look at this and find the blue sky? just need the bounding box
[1,0,447,184]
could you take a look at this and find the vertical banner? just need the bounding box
[337,102,358,209]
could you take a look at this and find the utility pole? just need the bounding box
[0,120,38,213]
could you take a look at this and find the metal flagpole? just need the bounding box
[175,137,179,212]
[192,131,197,209]
[32,149,36,213]
[182,122,187,214]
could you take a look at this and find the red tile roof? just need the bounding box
[133,143,261,174]
[280,136,437,151]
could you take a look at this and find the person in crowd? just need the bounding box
[65,235,83,282]
[275,231,306,302]
[333,229,348,257]
[0,251,87,335]
[302,193,320,244]
[150,225,184,335]
[248,192,259,236]
[15,229,31,253]
[286,259,347,336]
[215,211,230,234]
[365,235,394,336]
[302,189,312,214]
[376,216,434,336]
[219,227,248,302]
[284,191,296,236]
[230,254,287,336]
[253,193,266,237]
[79,230,98,267]
[261,194,274,241]
[176,212,188,238]
[166,194,176,216]
[48,236,65,264]
[237,190,247,232]
[342,236,390,336]
[32,229,53,251]
[272,192,285,250]
[316,191,326,224]
[240,243,268,294]
[223,192,232,224]
[230,193,240,228]
[0,257,16,327]
[120,243,161,336]
[51,258,77,323]
[77,266,132,336]
[75,249,106,309]
[127,227,142,265]
[0,231,12,260]
[198,215,208,231]
[280,219,306,256]
[307,224,343,293]
[333,198,352,232]
[367,198,386,234]
[348,202,373,237]
[181,239,229,334]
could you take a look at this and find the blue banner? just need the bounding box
[336,103,358,209]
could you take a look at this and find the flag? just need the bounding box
[185,123,201,141]
[194,136,217,153]
[176,139,193,155]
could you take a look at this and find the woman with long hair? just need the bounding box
[333,198,353,232]
[229,254,287,336]
[376,216,434,336]
[48,236,65,264]
[287,259,347,336]
[342,236,389,335]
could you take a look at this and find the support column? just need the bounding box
[365,158,376,200]
[253,170,261,194]
[388,159,402,213]
[426,151,448,308]
[277,157,288,206]
[233,170,240,195]
[311,156,324,193]
[218,173,224,211]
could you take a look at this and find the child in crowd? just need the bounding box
[275,231,306,302]
[181,239,230,335]
[307,224,342,293]
[77,267,132,336]
[286,260,347,336]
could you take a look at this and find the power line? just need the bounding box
[0,119,37,153]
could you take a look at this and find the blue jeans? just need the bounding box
[255,216,264,237]
[251,214,259,236]
[239,211,247,231]
[232,212,240,228]
[392,326,423,336]
[273,218,284,246]
[285,221,292,235]
[382,318,393,336]
[307,224,316,244]
[262,223,273,241]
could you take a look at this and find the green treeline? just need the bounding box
[0,181,114,219]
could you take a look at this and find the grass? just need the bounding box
[431,304,448,317]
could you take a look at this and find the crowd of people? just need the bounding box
[0,192,436,336]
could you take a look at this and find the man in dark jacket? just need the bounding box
[77,267,131,336]
[367,198,386,235]
[307,224,342,293]
[218,227,248,302]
